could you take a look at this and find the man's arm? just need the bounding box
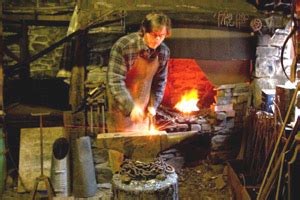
[149,51,169,110]
[107,44,135,116]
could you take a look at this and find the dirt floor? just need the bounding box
[1,160,232,200]
[178,161,232,200]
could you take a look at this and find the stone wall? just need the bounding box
[28,26,67,78]
[3,26,68,79]
[3,43,20,67]
[210,82,250,162]
[252,25,293,109]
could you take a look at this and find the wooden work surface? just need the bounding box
[17,126,65,192]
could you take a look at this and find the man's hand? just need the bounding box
[130,105,145,122]
[147,106,156,116]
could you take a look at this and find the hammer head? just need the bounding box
[147,107,156,131]
[148,114,156,131]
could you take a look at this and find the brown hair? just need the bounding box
[140,12,171,37]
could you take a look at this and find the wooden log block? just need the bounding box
[112,173,178,200]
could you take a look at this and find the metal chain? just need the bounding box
[119,158,175,181]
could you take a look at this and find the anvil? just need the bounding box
[96,131,197,162]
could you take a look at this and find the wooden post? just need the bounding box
[69,29,87,136]
[19,21,30,80]
[0,2,3,112]
[0,2,6,195]
[69,30,86,112]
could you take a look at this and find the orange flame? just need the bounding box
[174,89,199,113]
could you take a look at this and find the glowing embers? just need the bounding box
[174,89,199,114]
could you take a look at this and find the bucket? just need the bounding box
[50,137,70,197]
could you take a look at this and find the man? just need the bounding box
[106,12,171,132]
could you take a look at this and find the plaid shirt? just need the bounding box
[107,32,170,116]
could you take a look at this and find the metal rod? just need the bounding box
[90,106,93,133]
[101,104,105,133]
[96,103,100,133]
[40,115,43,176]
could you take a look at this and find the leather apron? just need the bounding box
[107,55,159,132]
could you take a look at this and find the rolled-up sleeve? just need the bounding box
[107,44,134,116]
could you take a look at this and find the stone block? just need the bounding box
[225,110,236,117]
[216,90,232,97]
[201,123,212,132]
[214,96,232,105]
[257,34,271,46]
[226,119,235,128]
[211,135,232,151]
[216,112,227,121]
[93,148,108,164]
[256,46,279,58]
[212,103,233,112]
[96,164,113,183]
[165,156,185,172]
[215,84,236,90]
[191,124,201,132]
[214,126,224,131]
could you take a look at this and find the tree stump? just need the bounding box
[112,173,178,200]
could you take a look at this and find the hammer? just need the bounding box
[147,107,156,131]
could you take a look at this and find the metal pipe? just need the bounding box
[90,106,93,133]
[101,104,105,133]
[40,115,43,176]
[96,104,100,133]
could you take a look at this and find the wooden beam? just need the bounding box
[226,160,252,200]
[4,45,20,62]
[3,14,72,22]
[0,2,4,115]
[19,22,30,79]
[3,5,74,22]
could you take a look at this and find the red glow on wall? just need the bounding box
[162,59,216,109]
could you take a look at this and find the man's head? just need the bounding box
[140,12,171,49]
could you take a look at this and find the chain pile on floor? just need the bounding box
[118,158,175,183]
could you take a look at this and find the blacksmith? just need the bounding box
[107,12,171,132]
